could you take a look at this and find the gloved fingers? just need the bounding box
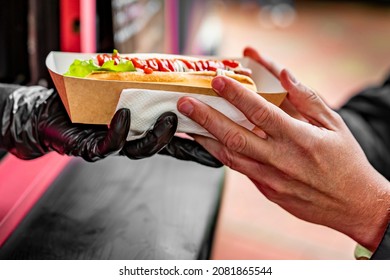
[94,108,131,157]
[121,112,178,159]
[159,136,223,168]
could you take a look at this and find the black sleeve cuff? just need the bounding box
[371,223,390,259]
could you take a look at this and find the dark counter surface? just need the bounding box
[0,155,224,260]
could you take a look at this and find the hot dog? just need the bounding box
[64,50,257,92]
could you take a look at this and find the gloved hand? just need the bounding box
[0,84,222,167]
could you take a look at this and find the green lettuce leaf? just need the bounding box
[64,59,99,78]
[64,56,136,78]
[100,59,135,72]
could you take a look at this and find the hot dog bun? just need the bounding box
[86,70,257,92]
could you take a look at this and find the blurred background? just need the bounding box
[0,0,389,260]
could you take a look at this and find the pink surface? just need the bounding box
[164,0,179,54]
[60,0,81,52]
[80,0,96,53]
[0,153,71,246]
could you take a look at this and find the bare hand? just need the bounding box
[244,47,307,121]
[177,50,390,251]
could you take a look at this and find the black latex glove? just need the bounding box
[0,84,222,167]
[122,127,223,167]
[0,84,130,161]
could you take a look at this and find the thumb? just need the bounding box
[280,69,338,128]
[243,46,283,78]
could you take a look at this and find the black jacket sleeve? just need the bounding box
[338,74,390,259]
[338,75,390,180]
[371,224,390,259]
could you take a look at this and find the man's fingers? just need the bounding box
[193,134,288,197]
[243,46,283,78]
[280,69,340,129]
[243,48,339,129]
[177,96,272,162]
[212,76,291,137]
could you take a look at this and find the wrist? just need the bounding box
[352,169,390,252]
[371,223,390,259]
[0,85,54,159]
[0,84,22,149]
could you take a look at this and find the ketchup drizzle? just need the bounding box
[97,52,242,74]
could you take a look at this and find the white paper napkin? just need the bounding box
[116,89,255,140]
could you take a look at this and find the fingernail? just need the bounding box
[178,100,194,116]
[286,69,297,84]
[212,77,225,93]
